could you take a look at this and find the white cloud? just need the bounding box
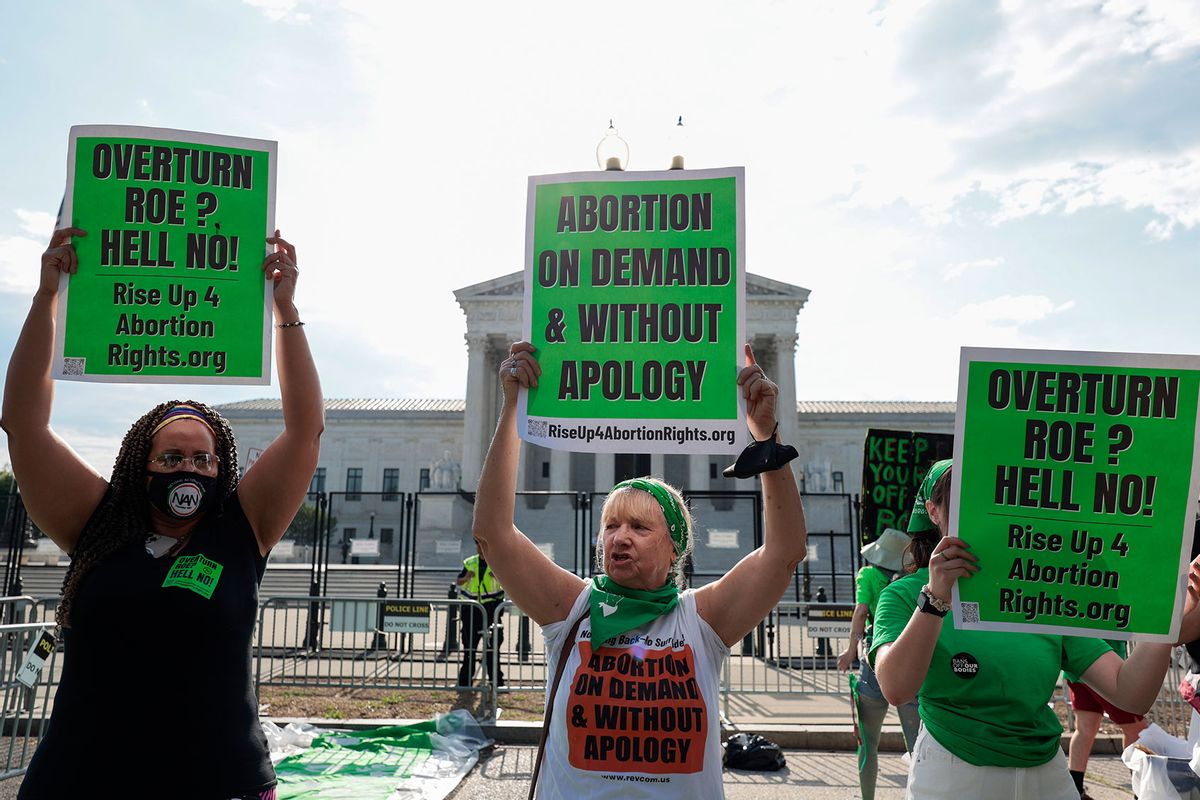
[833,1,1200,239]
[53,427,122,479]
[0,235,44,295]
[952,294,1075,327]
[242,0,311,23]
[0,209,55,295]
[15,209,55,238]
[944,256,1004,280]
[972,152,1200,232]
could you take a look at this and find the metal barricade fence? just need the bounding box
[255,595,491,710]
[491,601,549,714]
[0,620,59,779]
[722,601,851,722]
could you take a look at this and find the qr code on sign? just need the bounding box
[527,419,548,438]
[62,358,85,376]
[960,602,980,624]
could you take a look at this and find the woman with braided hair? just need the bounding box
[2,227,323,799]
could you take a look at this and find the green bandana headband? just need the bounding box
[907,458,953,534]
[611,479,688,556]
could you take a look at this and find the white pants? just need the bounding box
[906,727,1078,800]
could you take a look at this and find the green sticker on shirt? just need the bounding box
[162,553,224,599]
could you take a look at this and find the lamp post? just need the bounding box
[596,120,630,171]
[668,115,687,170]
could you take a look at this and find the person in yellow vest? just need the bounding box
[456,548,506,687]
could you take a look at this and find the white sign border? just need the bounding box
[950,346,1200,643]
[518,167,747,454]
[54,124,278,385]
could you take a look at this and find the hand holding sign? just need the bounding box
[500,340,541,405]
[737,343,778,442]
[41,227,86,294]
[263,229,299,316]
[928,536,979,604]
[1176,558,1200,645]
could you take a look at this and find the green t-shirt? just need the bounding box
[869,568,1111,767]
[855,565,891,628]
[1062,639,1122,684]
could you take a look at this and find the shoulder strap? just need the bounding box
[528,610,586,800]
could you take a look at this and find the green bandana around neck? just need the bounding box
[610,478,688,556]
[589,575,680,647]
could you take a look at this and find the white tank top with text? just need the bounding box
[536,581,729,799]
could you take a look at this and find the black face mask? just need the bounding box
[722,424,799,479]
[145,472,218,520]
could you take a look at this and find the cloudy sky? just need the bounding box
[1,0,1197,475]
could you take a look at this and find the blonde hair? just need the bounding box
[596,477,695,589]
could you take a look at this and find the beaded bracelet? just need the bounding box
[277,320,305,329]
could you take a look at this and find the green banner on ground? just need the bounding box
[518,168,746,454]
[276,717,482,800]
[53,125,277,383]
[952,347,1200,642]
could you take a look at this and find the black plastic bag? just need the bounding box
[723,733,786,771]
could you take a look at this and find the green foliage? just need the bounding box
[284,501,336,542]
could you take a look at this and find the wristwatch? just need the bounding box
[917,585,950,617]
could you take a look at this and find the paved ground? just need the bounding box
[444,746,1136,799]
[0,746,1137,798]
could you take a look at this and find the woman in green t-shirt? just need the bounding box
[837,527,920,800]
[871,460,1200,800]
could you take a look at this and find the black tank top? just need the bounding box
[19,492,274,798]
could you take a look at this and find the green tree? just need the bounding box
[284,501,336,543]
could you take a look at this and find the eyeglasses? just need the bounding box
[148,453,219,471]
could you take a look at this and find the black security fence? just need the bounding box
[0,485,862,608]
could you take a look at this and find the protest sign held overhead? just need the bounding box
[519,168,745,454]
[53,125,277,383]
[951,347,1200,642]
[860,428,954,544]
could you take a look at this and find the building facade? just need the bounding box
[217,272,954,568]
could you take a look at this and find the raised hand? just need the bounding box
[263,229,299,314]
[40,227,86,294]
[1176,558,1200,644]
[927,536,979,602]
[499,340,540,405]
[736,343,779,442]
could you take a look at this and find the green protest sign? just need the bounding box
[951,347,1200,642]
[860,428,954,544]
[518,168,745,454]
[53,125,276,383]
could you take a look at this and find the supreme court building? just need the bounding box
[218,271,954,571]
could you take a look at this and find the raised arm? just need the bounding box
[471,341,584,626]
[1,227,107,552]
[238,232,324,556]
[695,344,808,646]
[1080,559,1200,714]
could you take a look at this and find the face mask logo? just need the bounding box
[169,480,204,517]
[146,472,217,520]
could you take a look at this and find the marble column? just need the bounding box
[594,452,615,493]
[689,455,710,493]
[460,333,491,490]
[774,333,801,481]
[650,453,665,479]
[549,447,570,492]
